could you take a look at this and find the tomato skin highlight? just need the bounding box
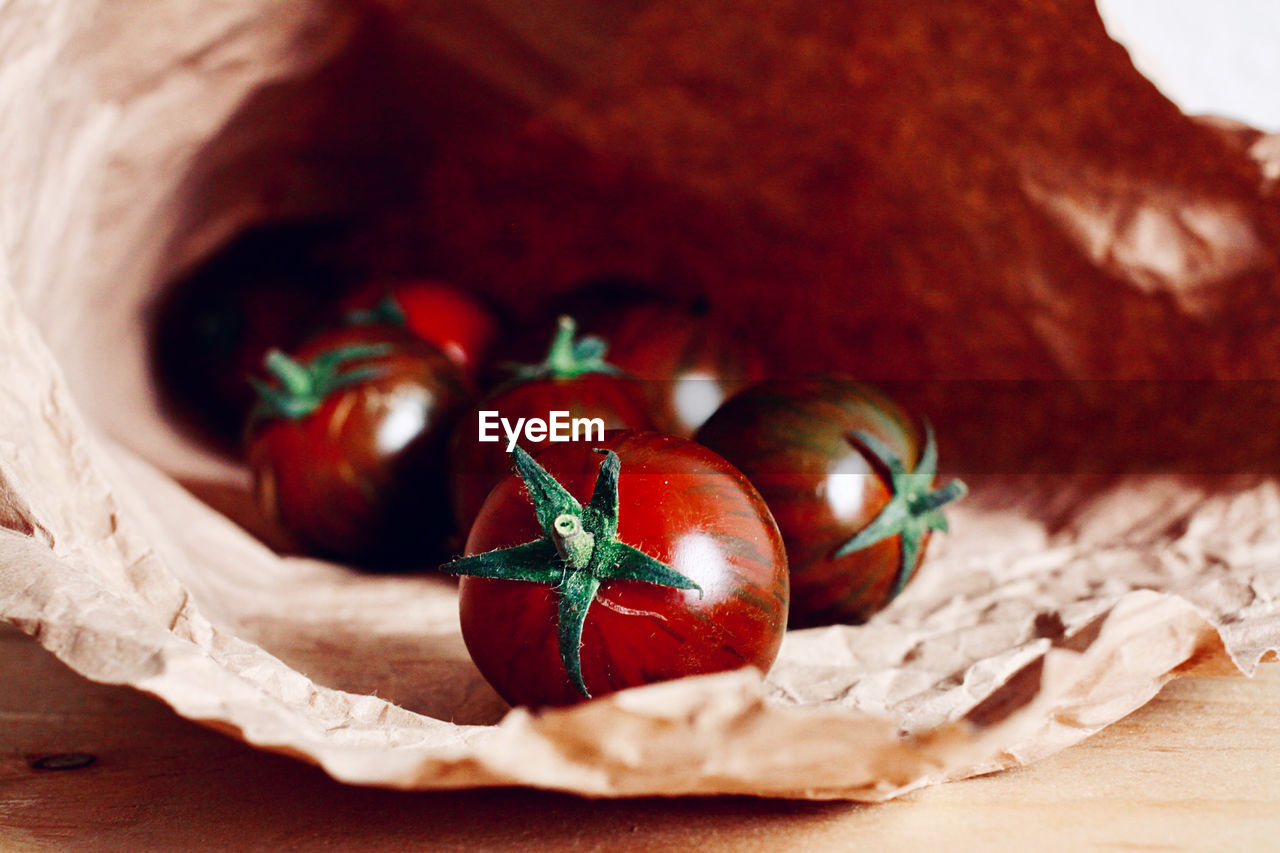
[577,301,766,438]
[247,325,470,565]
[341,279,499,378]
[696,378,941,628]
[457,431,789,708]
[503,285,764,438]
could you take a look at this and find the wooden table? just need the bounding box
[2,625,1277,851]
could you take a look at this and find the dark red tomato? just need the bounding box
[577,301,766,437]
[448,317,654,529]
[247,325,470,566]
[489,276,663,375]
[341,279,499,378]
[445,431,789,708]
[695,378,965,628]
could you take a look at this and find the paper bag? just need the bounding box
[1,0,1278,800]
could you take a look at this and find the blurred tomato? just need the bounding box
[578,300,765,437]
[341,279,498,378]
[247,325,470,566]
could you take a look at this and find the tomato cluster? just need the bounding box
[163,265,964,708]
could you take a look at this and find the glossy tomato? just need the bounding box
[576,299,766,437]
[247,325,471,565]
[520,282,766,437]
[341,279,499,378]
[695,378,966,628]
[445,431,789,707]
[448,316,654,529]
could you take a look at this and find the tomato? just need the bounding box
[247,325,471,565]
[448,316,655,529]
[695,378,966,628]
[515,282,766,437]
[575,299,766,437]
[444,431,789,707]
[490,277,663,371]
[341,279,499,378]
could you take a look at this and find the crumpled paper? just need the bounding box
[1,0,1278,801]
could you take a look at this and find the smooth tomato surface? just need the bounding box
[448,374,655,529]
[696,378,929,627]
[342,279,498,377]
[458,431,789,707]
[248,325,470,565]
[578,301,766,437]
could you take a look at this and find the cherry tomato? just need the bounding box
[444,431,789,707]
[511,283,766,437]
[341,279,499,378]
[489,277,663,373]
[695,378,966,628]
[576,299,766,437]
[247,325,470,566]
[448,316,655,529]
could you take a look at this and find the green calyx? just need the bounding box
[343,293,407,328]
[503,315,621,384]
[834,424,967,597]
[443,445,701,698]
[249,343,393,421]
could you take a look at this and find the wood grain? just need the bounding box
[0,625,1276,852]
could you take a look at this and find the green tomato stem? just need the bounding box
[497,315,622,387]
[552,513,595,571]
[909,479,968,515]
[442,446,702,699]
[250,343,393,423]
[834,425,967,599]
[545,316,579,374]
[344,292,406,328]
[263,349,315,398]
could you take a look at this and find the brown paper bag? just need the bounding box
[2,0,1278,800]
